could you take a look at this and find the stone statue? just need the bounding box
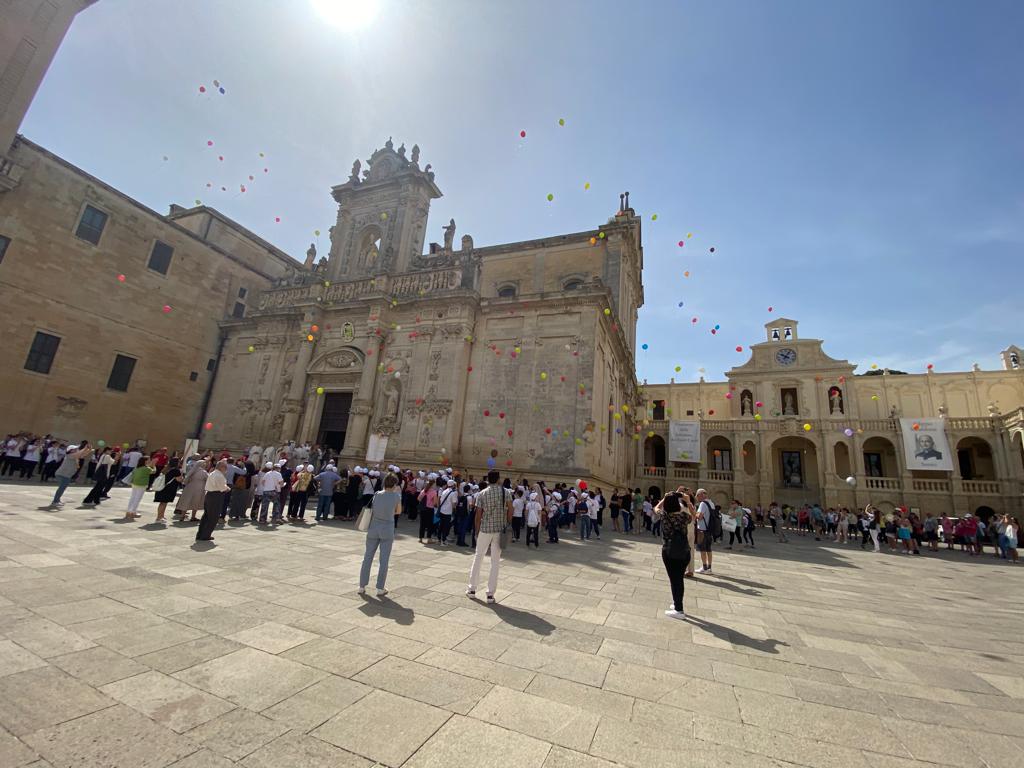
[829,388,844,414]
[316,256,327,273]
[385,383,400,420]
[443,218,456,252]
[385,136,393,150]
[397,143,406,159]
[783,392,796,416]
[304,243,316,269]
[741,393,752,416]
[349,159,361,183]
[411,144,420,165]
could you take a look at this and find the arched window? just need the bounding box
[652,400,665,420]
[497,285,517,299]
[563,279,584,291]
[357,226,382,269]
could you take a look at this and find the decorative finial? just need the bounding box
[385,136,394,150]
[619,193,624,212]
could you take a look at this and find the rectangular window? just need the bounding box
[237,287,247,299]
[864,453,883,477]
[106,354,136,392]
[189,371,198,382]
[713,449,732,472]
[232,301,246,318]
[147,240,173,275]
[75,204,108,246]
[24,331,60,374]
[781,451,804,487]
[206,358,216,371]
[0,234,10,264]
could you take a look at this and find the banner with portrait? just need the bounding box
[668,420,701,463]
[366,433,388,463]
[899,418,953,471]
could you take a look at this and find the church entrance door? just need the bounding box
[318,392,352,453]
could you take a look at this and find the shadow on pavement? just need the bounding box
[358,596,415,625]
[485,601,556,636]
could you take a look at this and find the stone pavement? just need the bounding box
[0,480,1022,768]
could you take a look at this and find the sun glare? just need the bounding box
[312,0,380,30]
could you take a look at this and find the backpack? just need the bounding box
[707,502,723,540]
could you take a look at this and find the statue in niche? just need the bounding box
[442,219,456,252]
[741,392,752,416]
[783,392,796,416]
[304,243,316,269]
[828,386,844,415]
[383,378,401,421]
[349,159,361,183]
[411,144,420,165]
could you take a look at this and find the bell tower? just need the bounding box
[325,138,442,282]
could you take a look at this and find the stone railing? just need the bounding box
[912,478,952,493]
[256,268,463,312]
[864,476,902,491]
[946,417,997,431]
[706,470,734,482]
[962,480,1001,495]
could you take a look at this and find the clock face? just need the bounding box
[776,348,797,366]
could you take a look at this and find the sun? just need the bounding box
[312,0,380,30]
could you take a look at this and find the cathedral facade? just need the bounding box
[204,140,644,487]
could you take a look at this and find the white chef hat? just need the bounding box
[305,464,314,471]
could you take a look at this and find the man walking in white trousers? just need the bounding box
[467,469,512,603]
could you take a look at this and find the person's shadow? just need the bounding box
[480,600,556,636]
[686,614,789,654]
[190,540,216,551]
[358,596,415,626]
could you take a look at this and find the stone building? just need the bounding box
[204,140,644,487]
[0,136,298,446]
[635,319,1024,517]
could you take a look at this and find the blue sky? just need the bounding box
[22,0,1024,382]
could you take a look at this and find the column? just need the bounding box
[341,337,381,460]
[279,314,318,441]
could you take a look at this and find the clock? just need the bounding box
[775,348,797,366]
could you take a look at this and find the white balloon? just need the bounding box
[845,476,856,487]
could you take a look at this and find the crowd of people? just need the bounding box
[4,430,1019,621]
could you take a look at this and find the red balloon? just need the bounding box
[578,480,588,490]
[218,155,223,161]
[207,140,213,146]
[506,459,513,467]
[498,412,505,419]
[467,366,473,372]
[736,346,743,352]
[520,130,526,138]
[204,422,213,430]
[708,409,715,415]
[545,427,552,434]
[117,274,126,282]
[199,86,206,93]
[275,217,281,223]
[484,410,490,417]
[162,305,171,313]
[507,430,513,437]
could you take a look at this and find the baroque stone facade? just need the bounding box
[204,140,644,487]
[636,319,1024,517]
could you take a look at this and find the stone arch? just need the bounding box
[496,282,517,299]
[833,441,852,479]
[707,435,733,470]
[357,224,383,269]
[955,435,994,480]
[771,435,819,490]
[742,439,757,476]
[643,434,666,467]
[647,485,663,500]
[308,346,365,374]
[862,436,898,477]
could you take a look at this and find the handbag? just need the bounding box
[151,473,166,493]
[722,516,738,533]
[357,505,372,532]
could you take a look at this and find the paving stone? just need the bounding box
[174,647,325,710]
[0,640,47,677]
[136,636,245,674]
[469,685,599,752]
[32,596,136,625]
[100,670,235,733]
[0,666,114,736]
[262,674,372,731]
[240,730,373,768]
[23,703,196,768]
[281,636,385,677]
[525,673,634,718]
[0,725,39,767]
[226,621,319,654]
[417,647,536,690]
[49,645,149,685]
[542,746,622,768]
[312,689,451,766]
[403,715,551,768]
[95,619,207,657]
[354,656,493,714]
[3,617,95,658]
[183,709,288,761]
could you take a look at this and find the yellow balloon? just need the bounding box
[603,308,611,315]
[647,431,654,438]
[803,423,812,431]
[871,395,879,401]
[674,366,681,372]
[574,437,582,445]
[622,405,629,413]
[584,182,590,190]
[613,413,621,420]
[316,387,324,395]
[651,214,658,221]
[540,372,548,380]
[247,345,254,352]
[754,414,762,421]
[687,232,692,238]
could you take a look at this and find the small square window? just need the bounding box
[75,204,108,246]
[147,240,174,275]
[686,410,694,416]
[189,371,198,382]
[0,234,10,265]
[206,358,216,371]
[24,332,60,374]
[238,287,247,299]
[232,302,246,319]
[107,354,136,392]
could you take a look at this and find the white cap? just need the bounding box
[530,492,539,500]
[306,464,314,472]
[448,479,456,487]
[277,459,286,466]
[582,492,589,498]
[553,492,562,501]
[264,462,273,469]
[427,472,438,480]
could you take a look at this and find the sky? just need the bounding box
[21,0,1024,383]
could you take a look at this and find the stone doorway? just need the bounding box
[318,392,352,453]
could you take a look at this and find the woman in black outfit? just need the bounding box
[153,458,182,523]
[655,488,693,620]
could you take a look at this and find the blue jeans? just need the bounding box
[315,494,332,520]
[580,516,592,539]
[360,535,393,589]
[259,491,281,522]
[51,475,73,505]
[623,511,633,532]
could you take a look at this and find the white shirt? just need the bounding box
[5,439,20,457]
[587,498,599,520]
[125,450,143,468]
[23,444,40,462]
[512,496,525,518]
[526,500,542,526]
[259,470,283,493]
[438,487,458,515]
[205,469,229,493]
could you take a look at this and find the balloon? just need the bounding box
[927,363,934,370]
[870,363,878,369]
[578,480,587,490]
[122,442,130,449]
[641,343,648,350]
[711,329,717,335]
[692,317,698,323]
[540,372,548,380]
[117,274,126,282]
[613,413,621,420]
[520,130,526,138]
[199,85,206,93]
[218,155,224,161]
[754,414,762,421]
[871,395,879,401]
[506,459,513,467]
[498,412,506,419]
[678,241,684,247]
[259,152,265,157]
[162,305,171,313]
[674,366,681,372]
[487,457,496,468]
[845,476,857,487]
[603,308,611,315]
[507,430,513,437]
[204,422,213,430]
[590,237,597,245]
[584,182,590,190]
[736,346,743,352]
[708,409,715,415]
[598,231,605,238]
[306,334,314,341]
[558,118,565,126]
[622,405,629,412]
[651,214,658,221]
[324,280,331,287]
[844,428,854,437]
[545,427,552,434]
[803,423,812,431]
[684,271,690,278]
[275,217,281,223]
[315,229,321,236]
[213,80,219,87]
[725,391,733,401]
[380,212,388,220]
[316,387,324,395]
[247,345,255,352]
[768,306,773,312]
[755,401,763,408]
[714,324,720,330]
[194,199,201,205]
[311,325,319,332]
[218,87,225,94]
[912,422,921,431]
[709,247,715,253]
[467,366,473,372]
[546,193,554,201]
[96,440,106,448]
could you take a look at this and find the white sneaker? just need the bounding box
[665,609,686,620]
[357,587,366,595]
[376,588,388,597]
[695,567,707,574]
